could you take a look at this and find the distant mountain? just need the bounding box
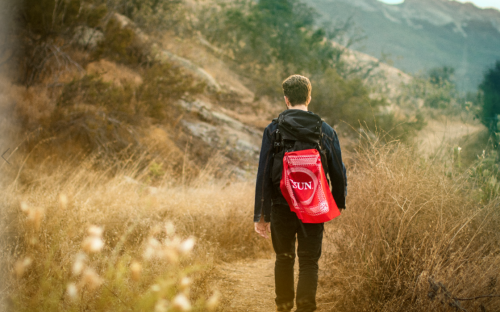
[304,0,500,92]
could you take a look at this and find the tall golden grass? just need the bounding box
[0,155,270,311]
[321,140,500,311]
[3,131,500,312]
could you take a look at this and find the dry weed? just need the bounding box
[0,155,270,311]
[321,140,500,311]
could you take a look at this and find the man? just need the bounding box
[254,75,347,312]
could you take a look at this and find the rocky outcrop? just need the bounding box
[332,41,412,105]
[73,26,104,49]
[155,49,221,92]
[73,12,258,170]
[177,99,261,163]
[101,13,222,92]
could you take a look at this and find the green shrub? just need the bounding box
[478,60,500,134]
[116,0,188,35]
[466,150,500,203]
[400,67,461,112]
[200,0,425,139]
[311,69,424,140]
[312,69,386,127]
[200,0,341,95]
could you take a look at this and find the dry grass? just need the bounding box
[0,156,270,311]
[321,140,500,312]
[3,131,500,311]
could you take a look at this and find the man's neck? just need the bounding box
[288,104,308,111]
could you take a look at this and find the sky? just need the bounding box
[377,0,500,10]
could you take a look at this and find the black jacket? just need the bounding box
[254,110,347,222]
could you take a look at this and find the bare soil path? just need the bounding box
[416,118,484,156]
[216,258,276,312]
[214,256,331,312]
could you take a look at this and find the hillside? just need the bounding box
[304,0,500,91]
[0,0,431,181]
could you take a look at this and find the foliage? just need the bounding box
[400,68,460,111]
[376,110,426,142]
[92,17,145,66]
[311,69,424,140]
[467,150,500,203]
[138,62,206,117]
[19,0,108,85]
[59,62,204,115]
[22,0,85,38]
[201,0,341,79]
[58,74,135,116]
[312,69,386,128]
[428,66,455,86]
[52,62,204,156]
[479,61,500,134]
[200,0,422,138]
[18,0,186,85]
[115,0,187,35]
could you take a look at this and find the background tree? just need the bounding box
[429,66,455,86]
[202,0,339,80]
[479,61,500,134]
[425,66,456,109]
[201,0,423,139]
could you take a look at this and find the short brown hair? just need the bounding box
[282,75,312,106]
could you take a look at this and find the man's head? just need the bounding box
[282,75,312,107]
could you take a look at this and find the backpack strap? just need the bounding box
[274,129,283,153]
[273,117,284,154]
[319,120,324,149]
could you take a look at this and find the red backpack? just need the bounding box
[271,110,340,224]
[280,149,340,223]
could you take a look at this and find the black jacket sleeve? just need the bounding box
[322,124,347,209]
[254,124,274,222]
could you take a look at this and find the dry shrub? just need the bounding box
[19,0,108,86]
[0,77,25,141]
[86,59,143,87]
[321,140,500,311]
[92,16,146,66]
[0,155,270,311]
[39,60,204,164]
[4,128,500,311]
[12,85,55,127]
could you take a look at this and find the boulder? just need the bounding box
[73,26,104,49]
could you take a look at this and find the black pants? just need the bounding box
[271,204,324,312]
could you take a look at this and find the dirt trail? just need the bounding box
[215,256,334,312]
[216,258,276,311]
[416,118,484,156]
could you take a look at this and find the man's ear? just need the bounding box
[284,96,290,108]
